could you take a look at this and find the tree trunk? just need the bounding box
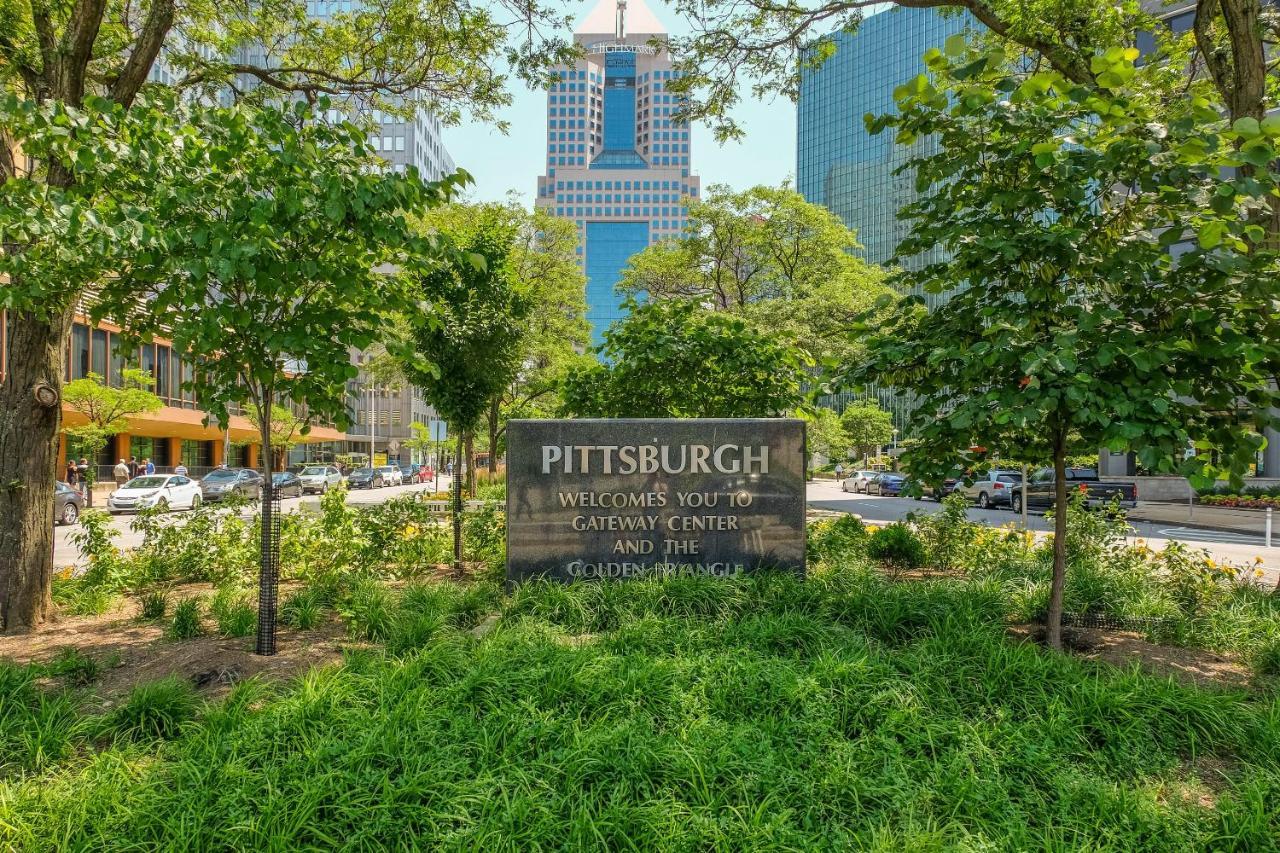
[465,431,476,497]
[1044,427,1069,651]
[488,396,499,477]
[0,309,69,633]
[452,431,464,577]
[255,401,278,655]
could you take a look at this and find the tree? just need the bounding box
[562,299,811,418]
[428,201,589,478]
[62,369,164,503]
[841,401,893,462]
[801,407,848,471]
[0,0,571,633]
[241,404,308,472]
[849,44,1280,649]
[618,184,888,366]
[398,211,529,573]
[94,101,458,654]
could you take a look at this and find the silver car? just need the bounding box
[961,469,1023,509]
[298,465,343,494]
[841,470,881,493]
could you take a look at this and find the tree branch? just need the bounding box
[109,0,175,108]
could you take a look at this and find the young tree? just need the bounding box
[95,102,459,654]
[618,184,887,366]
[398,212,529,574]
[801,407,849,472]
[413,202,587,486]
[62,369,164,503]
[562,299,811,418]
[0,0,570,634]
[241,404,308,473]
[841,401,894,462]
[850,44,1280,649]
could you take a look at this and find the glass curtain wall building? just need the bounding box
[797,6,971,427]
[536,0,700,342]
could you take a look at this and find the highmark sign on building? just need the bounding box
[506,419,807,583]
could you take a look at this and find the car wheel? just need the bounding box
[1012,494,1023,514]
[155,498,169,513]
[60,502,79,525]
[190,494,202,510]
[978,492,991,509]
[321,483,328,494]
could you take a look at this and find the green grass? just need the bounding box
[2,564,1278,850]
[166,597,204,640]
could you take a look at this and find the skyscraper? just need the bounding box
[796,6,969,277]
[536,0,700,340]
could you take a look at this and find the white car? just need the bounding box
[841,470,881,493]
[376,465,403,486]
[298,465,343,494]
[108,475,203,514]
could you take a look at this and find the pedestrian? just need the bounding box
[144,458,155,475]
[174,461,188,478]
[76,458,90,496]
[65,460,79,488]
[834,462,845,480]
[114,458,130,489]
[128,456,140,479]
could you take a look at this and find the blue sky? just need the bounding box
[440,0,801,204]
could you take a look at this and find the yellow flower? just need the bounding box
[403,523,419,538]
[1255,556,1265,564]
[1255,568,1265,578]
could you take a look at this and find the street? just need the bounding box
[806,480,1280,586]
[53,477,454,568]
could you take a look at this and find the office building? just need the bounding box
[535,0,700,340]
[796,6,970,428]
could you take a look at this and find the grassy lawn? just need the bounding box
[4,560,1279,850]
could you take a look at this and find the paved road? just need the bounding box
[806,480,1280,586]
[53,476,454,568]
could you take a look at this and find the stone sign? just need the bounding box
[506,418,806,583]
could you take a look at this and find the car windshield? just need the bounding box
[272,473,292,481]
[203,470,236,481]
[997,474,1022,483]
[301,466,327,476]
[127,476,168,489]
[352,467,373,476]
[55,482,72,494]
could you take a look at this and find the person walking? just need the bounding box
[144,458,155,475]
[834,462,845,481]
[128,456,140,479]
[174,461,188,478]
[114,459,130,489]
[65,460,79,489]
[76,458,90,494]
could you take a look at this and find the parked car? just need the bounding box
[108,474,203,514]
[1014,467,1138,514]
[377,465,403,486]
[272,471,304,499]
[298,465,343,494]
[399,464,418,484]
[960,469,1024,509]
[199,467,263,503]
[867,473,906,496]
[928,477,962,501]
[841,470,881,493]
[347,467,384,490]
[54,481,84,526]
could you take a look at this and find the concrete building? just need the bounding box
[535,0,700,341]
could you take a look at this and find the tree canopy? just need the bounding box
[850,42,1280,646]
[840,401,893,459]
[562,299,811,419]
[618,184,888,367]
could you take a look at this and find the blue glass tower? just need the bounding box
[536,0,700,342]
[797,6,970,273]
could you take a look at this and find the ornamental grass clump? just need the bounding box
[99,677,198,743]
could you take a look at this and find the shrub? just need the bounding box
[99,677,198,742]
[910,492,977,572]
[1254,641,1280,678]
[865,523,926,577]
[167,598,205,640]
[37,648,100,686]
[806,514,866,563]
[210,589,256,638]
[281,588,325,630]
[338,578,395,642]
[139,590,168,621]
